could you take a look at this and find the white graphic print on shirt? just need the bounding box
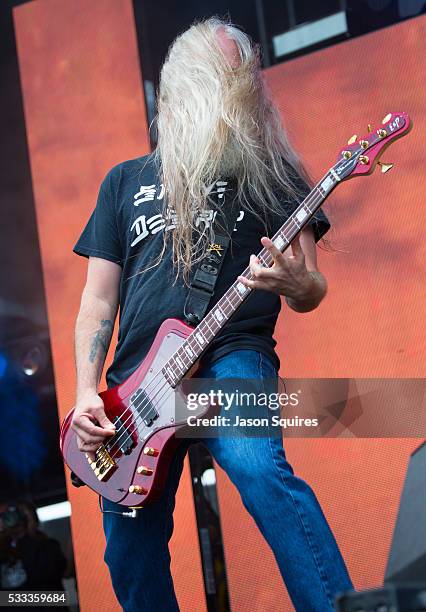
[133,183,165,205]
[130,180,244,248]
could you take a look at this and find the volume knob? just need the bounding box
[129,485,147,495]
[137,466,154,475]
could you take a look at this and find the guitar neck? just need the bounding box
[162,167,341,387]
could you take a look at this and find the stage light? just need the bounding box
[200,468,216,487]
[0,353,7,378]
[21,345,45,376]
[36,501,71,523]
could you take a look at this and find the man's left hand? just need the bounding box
[237,235,327,312]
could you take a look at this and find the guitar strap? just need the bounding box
[183,182,240,326]
[70,183,239,490]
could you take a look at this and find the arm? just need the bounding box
[283,226,327,312]
[237,226,327,313]
[71,257,122,455]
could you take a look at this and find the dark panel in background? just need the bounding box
[132,0,261,141]
[347,0,425,36]
[133,0,425,98]
[133,0,260,88]
[0,0,66,506]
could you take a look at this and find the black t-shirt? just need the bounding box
[74,154,330,387]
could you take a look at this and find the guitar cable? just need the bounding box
[98,495,139,519]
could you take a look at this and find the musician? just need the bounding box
[71,17,353,611]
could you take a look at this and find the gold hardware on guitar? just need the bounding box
[359,155,369,165]
[137,466,154,475]
[143,447,158,456]
[85,448,115,481]
[377,161,394,173]
[347,134,357,145]
[129,485,147,495]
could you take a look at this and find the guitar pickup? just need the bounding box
[112,416,134,454]
[131,388,159,427]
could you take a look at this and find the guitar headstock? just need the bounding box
[333,112,412,181]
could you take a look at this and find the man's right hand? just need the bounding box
[71,392,116,458]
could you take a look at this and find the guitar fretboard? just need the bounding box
[162,167,341,387]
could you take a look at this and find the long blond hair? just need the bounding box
[155,16,309,280]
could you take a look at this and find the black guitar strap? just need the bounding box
[184,181,240,326]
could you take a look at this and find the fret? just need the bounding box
[203,316,217,335]
[295,207,308,223]
[217,297,230,318]
[329,168,341,182]
[186,338,201,359]
[168,356,178,373]
[261,251,272,266]
[224,293,234,310]
[317,184,326,197]
[164,364,177,386]
[184,344,194,358]
[236,281,249,296]
[177,348,190,368]
[202,317,213,333]
[195,331,206,345]
[316,184,325,199]
[196,319,214,344]
[319,174,335,194]
[162,178,332,387]
[175,355,185,370]
[231,287,243,302]
[274,235,286,250]
[221,300,232,318]
[303,200,312,214]
[213,305,225,322]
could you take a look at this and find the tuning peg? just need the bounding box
[378,161,394,173]
[382,113,392,124]
[367,124,372,133]
[347,134,357,145]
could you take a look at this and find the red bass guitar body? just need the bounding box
[60,318,195,507]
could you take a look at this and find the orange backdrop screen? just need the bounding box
[14,2,425,609]
[215,17,425,612]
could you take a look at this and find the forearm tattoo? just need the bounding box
[89,319,113,363]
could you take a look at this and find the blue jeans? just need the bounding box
[102,350,353,611]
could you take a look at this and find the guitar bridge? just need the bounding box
[86,446,116,481]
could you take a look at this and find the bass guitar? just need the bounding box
[60,112,412,506]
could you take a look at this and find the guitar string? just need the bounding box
[88,117,404,476]
[95,143,366,458]
[91,138,390,461]
[99,182,332,460]
[99,182,331,460]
